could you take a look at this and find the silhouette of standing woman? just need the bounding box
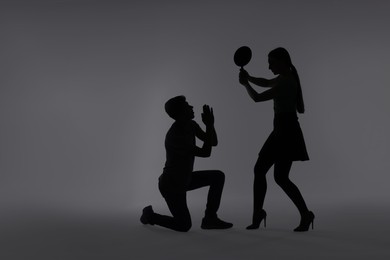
[239,47,314,232]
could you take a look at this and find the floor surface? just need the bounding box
[1,202,389,260]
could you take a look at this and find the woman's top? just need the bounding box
[273,74,298,114]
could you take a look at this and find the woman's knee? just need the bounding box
[254,155,274,176]
[274,161,293,186]
[254,162,268,177]
[274,174,288,186]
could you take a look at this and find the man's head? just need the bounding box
[165,95,194,121]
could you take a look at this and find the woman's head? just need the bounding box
[268,47,292,63]
[268,47,292,75]
[268,47,305,114]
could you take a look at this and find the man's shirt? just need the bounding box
[163,120,200,174]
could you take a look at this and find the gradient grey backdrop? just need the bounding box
[1,0,390,259]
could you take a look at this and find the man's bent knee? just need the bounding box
[215,170,225,180]
[211,170,225,185]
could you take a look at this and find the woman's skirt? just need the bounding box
[259,113,309,161]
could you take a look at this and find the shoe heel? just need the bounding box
[294,211,314,232]
[246,209,267,230]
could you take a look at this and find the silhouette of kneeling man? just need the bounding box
[141,96,233,232]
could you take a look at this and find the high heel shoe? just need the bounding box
[246,209,267,230]
[294,211,315,232]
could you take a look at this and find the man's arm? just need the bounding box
[195,123,218,146]
[194,138,212,158]
[194,105,216,158]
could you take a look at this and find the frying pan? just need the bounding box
[234,46,252,68]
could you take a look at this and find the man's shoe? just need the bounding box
[140,205,154,225]
[201,216,233,229]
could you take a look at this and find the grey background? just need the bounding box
[1,0,390,259]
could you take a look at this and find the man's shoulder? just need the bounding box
[166,120,197,137]
[170,120,199,130]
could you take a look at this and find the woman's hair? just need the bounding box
[268,47,305,114]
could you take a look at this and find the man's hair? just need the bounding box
[164,95,186,120]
